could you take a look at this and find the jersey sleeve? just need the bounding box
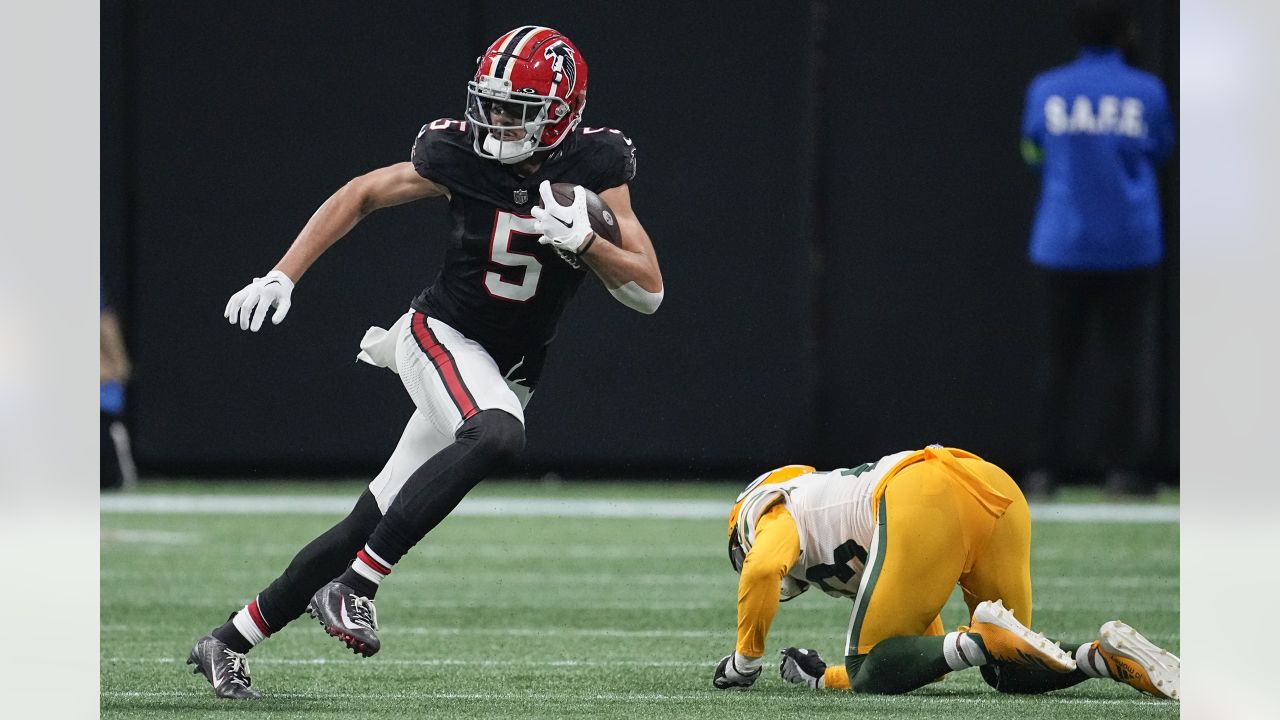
[409,120,468,188]
[578,128,638,193]
[735,503,802,658]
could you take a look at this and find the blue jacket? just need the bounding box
[1021,47,1175,270]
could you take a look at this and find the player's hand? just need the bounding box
[532,180,595,256]
[224,270,295,332]
[780,647,827,689]
[712,654,761,690]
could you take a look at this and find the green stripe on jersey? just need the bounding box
[847,495,888,653]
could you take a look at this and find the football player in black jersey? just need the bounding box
[187,26,662,699]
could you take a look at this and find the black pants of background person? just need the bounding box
[1026,267,1159,497]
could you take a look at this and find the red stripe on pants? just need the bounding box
[247,598,272,636]
[411,313,479,420]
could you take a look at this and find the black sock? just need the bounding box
[211,614,253,654]
[336,565,379,598]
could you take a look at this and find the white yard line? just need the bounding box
[102,494,1178,523]
[99,623,1178,644]
[107,656,704,667]
[100,528,198,545]
[96,569,1177,589]
[99,688,1168,705]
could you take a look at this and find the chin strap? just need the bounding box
[607,281,663,315]
[482,133,536,164]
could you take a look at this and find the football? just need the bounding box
[542,183,623,246]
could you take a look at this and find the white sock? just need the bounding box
[942,631,988,671]
[1076,642,1111,678]
[733,652,763,674]
[352,545,393,585]
[229,597,271,647]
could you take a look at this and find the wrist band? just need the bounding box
[577,232,597,256]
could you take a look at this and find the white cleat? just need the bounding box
[969,599,1076,673]
[1097,620,1180,700]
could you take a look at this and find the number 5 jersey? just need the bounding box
[408,120,637,387]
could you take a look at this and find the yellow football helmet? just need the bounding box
[726,464,816,600]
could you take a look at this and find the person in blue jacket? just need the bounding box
[1019,0,1175,498]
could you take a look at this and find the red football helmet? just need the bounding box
[466,26,589,164]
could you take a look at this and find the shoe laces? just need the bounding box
[347,594,378,630]
[221,647,252,688]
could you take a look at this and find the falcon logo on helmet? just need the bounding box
[465,27,589,164]
[544,42,577,98]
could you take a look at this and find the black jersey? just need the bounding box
[409,119,637,377]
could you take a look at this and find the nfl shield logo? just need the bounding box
[513,188,529,205]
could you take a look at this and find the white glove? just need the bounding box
[224,270,295,332]
[712,653,761,690]
[531,180,596,257]
[779,647,827,689]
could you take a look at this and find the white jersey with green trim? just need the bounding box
[735,451,915,599]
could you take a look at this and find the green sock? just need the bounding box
[846,636,953,694]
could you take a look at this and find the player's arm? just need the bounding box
[532,179,664,315]
[100,308,130,383]
[274,162,446,282]
[579,184,664,314]
[714,502,801,689]
[737,503,801,659]
[224,162,447,332]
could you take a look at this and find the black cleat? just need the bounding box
[307,581,380,656]
[186,633,261,699]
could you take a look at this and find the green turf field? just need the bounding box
[101,481,1178,719]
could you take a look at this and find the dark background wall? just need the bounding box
[101,0,1178,482]
[813,0,1178,480]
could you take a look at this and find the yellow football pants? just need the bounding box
[846,448,1032,657]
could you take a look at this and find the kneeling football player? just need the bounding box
[711,446,1179,700]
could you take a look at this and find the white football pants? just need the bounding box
[358,309,532,511]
